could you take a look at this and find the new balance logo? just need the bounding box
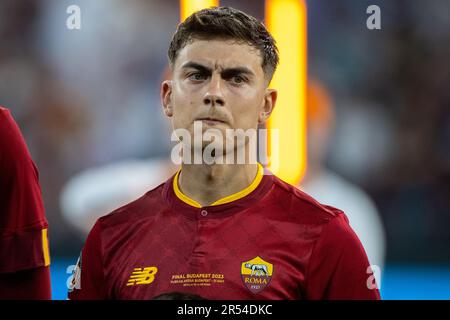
[127,267,158,286]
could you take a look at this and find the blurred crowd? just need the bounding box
[0,0,448,264]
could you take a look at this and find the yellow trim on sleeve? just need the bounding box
[42,228,51,266]
[173,163,264,208]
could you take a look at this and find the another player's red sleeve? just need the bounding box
[68,220,107,299]
[0,266,51,299]
[0,107,51,298]
[305,213,381,300]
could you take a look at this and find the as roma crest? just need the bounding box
[241,256,273,294]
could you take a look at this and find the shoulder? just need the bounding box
[94,180,169,230]
[0,107,19,146]
[0,106,11,122]
[0,106,20,139]
[0,106,38,183]
[264,174,361,261]
[268,174,344,224]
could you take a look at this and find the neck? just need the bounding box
[178,162,259,207]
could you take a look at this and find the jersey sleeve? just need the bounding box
[0,266,51,299]
[68,220,108,299]
[0,108,50,273]
[304,213,381,300]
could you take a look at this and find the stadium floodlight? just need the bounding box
[180,0,220,21]
[266,0,307,185]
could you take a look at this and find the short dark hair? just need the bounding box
[168,6,279,83]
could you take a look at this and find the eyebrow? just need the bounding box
[180,61,255,78]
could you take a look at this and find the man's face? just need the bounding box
[161,39,276,151]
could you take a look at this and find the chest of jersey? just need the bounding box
[103,210,316,299]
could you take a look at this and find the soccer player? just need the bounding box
[68,7,380,300]
[0,107,51,299]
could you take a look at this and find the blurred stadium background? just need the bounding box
[1,0,449,299]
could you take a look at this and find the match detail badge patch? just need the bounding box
[241,256,273,294]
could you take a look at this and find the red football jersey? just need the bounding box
[0,107,51,298]
[69,164,380,300]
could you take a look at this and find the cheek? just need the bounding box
[231,96,263,128]
[238,89,264,108]
[172,89,195,117]
[171,98,200,133]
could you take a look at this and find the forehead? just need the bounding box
[174,39,263,74]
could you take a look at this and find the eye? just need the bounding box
[188,72,208,82]
[231,75,246,84]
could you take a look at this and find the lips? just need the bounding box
[196,117,227,124]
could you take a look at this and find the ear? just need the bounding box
[258,88,278,124]
[161,80,173,117]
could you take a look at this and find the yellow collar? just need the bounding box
[173,163,264,208]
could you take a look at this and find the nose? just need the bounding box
[204,74,225,107]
